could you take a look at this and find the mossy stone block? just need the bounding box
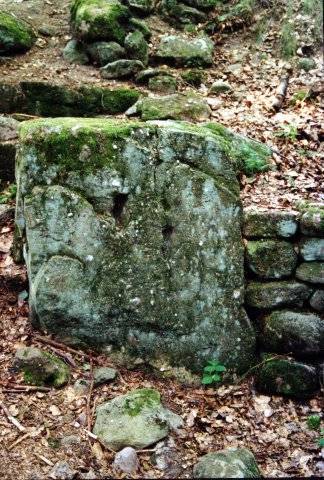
[194,448,261,478]
[100,59,144,79]
[300,205,324,237]
[124,30,148,64]
[148,75,177,94]
[245,281,312,309]
[296,262,324,284]
[155,34,214,68]
[299,237,324,261]
[0,11,36,55]
[63,39,89,65]
[246,240,298,279]
[243,208,298,239]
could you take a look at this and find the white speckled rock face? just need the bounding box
[16,118,256,373]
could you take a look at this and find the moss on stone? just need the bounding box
[296,262,324,285]
[182,69,205,87]
[246,239,298,279]
[123,388,160,416]
[0,11,36,54]
[245,280,312,309]
[299,204,324,237]
[243,208,298,238]
[124,30,148,64]
[148,75,177,93]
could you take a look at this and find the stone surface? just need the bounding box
[151,437,182,477]
[243,208,298,239]
[310,289,324,312]
[0,11,36,55]
[256,358,319,397]
[70,0,130,43]
[0,116,19,141]
[296,262,324,284]
[182,69,205,87]
[14,347,70,387]
[113,447,139,474]
[100,59,144,79]
[300,206,324,237]
[93,366,117,385]
[87,41,125,66]
[127,93,211,121]
[126,0,153,14]
[93,388,183,449]
[16,117,257,373]
[299,237,324,261]
[193,448,261,478]
[209,81,232,94]
[155,34,214,67]
[63,39,89,64]
[245,240,298,279]
[261,311,324,357]
[135,68,169,84]
[148,75,177,94]
[49,461,76,480]
[125,30,148,64]
[245,281,312,309]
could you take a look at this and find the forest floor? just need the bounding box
[0,0,323,478]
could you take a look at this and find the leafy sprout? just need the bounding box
[202,360,226,385]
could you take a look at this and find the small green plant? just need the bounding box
[274,125,298,142]
[202,360,226,385]
[307,414,321,430]
[0,183,17,204]
[290,90,310,105]
[318,429,324,448]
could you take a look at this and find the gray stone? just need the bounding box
[49,461,76,480]
[148,75,177,94]
[299,237,324,261]
[155,34,214,68]
[193,448,261,478]
[300,206,324,237]
[61,435,81,447]
[113,447,139,474]
[256,358,319,398]
[135,68,169,84]
[0,116,19,141]
[93,366,117,385]
[151,437,183,477]
[63,40,89,65]
[100,59,144,79]
[93,388,183,450]
[126,93,211,121]
[296,262,324,284]
[209,81,232,94]
[14,347,70,387]
[16,118,257,373]
[124,30,148,64]
[310,289,324,312]
[73,378,90,394]
[0,11,36,55]
[261,311,324,357]
[243,208,299,239]
[87,41,125,66]
[245,240,298,279]
[245,281,312,309]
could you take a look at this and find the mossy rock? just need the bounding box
[299,237,324,261]
[245,281,312,309]
[261,310,324,357]
[93,388,183,449]
[297,57,316,72]
[87,41,125,66]
[159,0,207,26]
[155,34,214,68]
[124,30,148,64]
[256,358,319,398]
[126,0,153,15]
[245,240,298,279]
[100,59,144,79]
[296,262,324,285]
[63,40,89,65]
[148,75,177,94]
[135,68,169,84]
[14,346,70,387]
[209,81,232,95]
[0,11,36,55]
[243,208,298,239]
[182,69,205,87]
[193,448,261,478]
[70,0,130,43]
[299,205,324,237]
[129,17,151,39]
[310,289,324,312]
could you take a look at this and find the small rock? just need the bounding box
[87,41,125,66]
[155,34,214,68]
[296,262,324,284]
[310,289,324,312]
[209,81,232,94]
[245,240,298,279]
[124,30,148,64]
[135,67,168,84]
[181,69,205,87]
[73,378,90,394]
[300,206,324,237]
[299,237,324,261]
[0,116,19,141]
[93,366,117,386]
[151,437,183,477]
[113,447,139,474]
[49,461,76,480]
[298,57,316,71]
[100,59,144,79]
[193,447,261,478]
[14,346,70,388]
[63,40,89,65]
[61,435,81,447]
[148,75,177,94]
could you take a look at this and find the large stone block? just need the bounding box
[16,118,256,373]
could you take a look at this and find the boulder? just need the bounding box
[63,39,89,64]
[256,358,319,397]
[148,75,177,93]
[16,118,257,373]
[93,388,183,449]
[245,281,312,309]
[299,237,324,261]
[245,240,298,279]
[261,310,324,357]
[14,346,70,387]
[243,208,298,239]
[87,41,125,66]
[300,206,324,237]
[70,0,130,43]
[124,30,148,64]
[310,289,324,312]
[100,59,144,79]
[296,262,324,284]
[193,448,261,478]
[126,93,211,121]
[155,34,213,67]
[0,11,36,55]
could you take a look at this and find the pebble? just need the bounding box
[113,447,140,474]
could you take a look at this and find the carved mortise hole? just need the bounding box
[111,193,128,223]
[162,225,174,255]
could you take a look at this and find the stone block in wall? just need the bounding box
[245,240,298,279]
[245,281,312,309]
[243,208,298,239]
[310,290,324,312]
[299,237,324,261]
[300,206,324,237]
[15,117,257,374]
[261,310,324,357]
[296,262,324,284]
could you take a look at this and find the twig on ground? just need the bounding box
[8,432,31,450]
[34,453,54,466]
[2,384,51,392]
[86,356,94,432]
[0,401,26,432]
[83,429,116,454]
[46,345,77,368]
[34,334,91,361]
